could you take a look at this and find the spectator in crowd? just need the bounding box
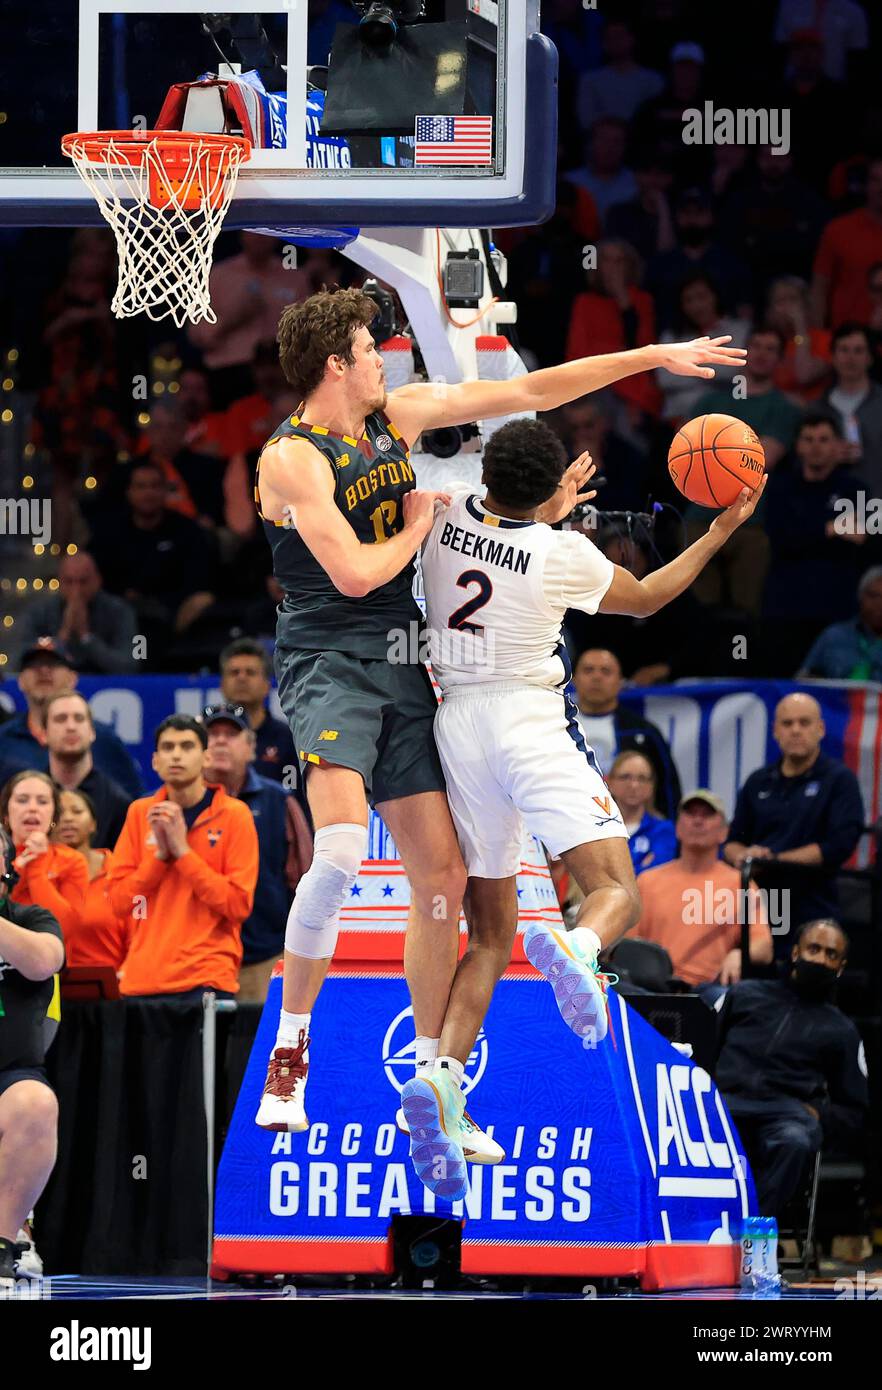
[1,771,86,941]
[822,323,882,494]
[140,400,226,528]
[107,716,258,1001]
[88,461,219,662]
[647,187,753,333]
[761,413,867,671]
[566,240,660,416]
[564,118,638,222]
[722,148,828,295]
[780,28,853,193]
[812,158,882,329]
[201,704,312,1003]
[0,640,142,798]
[774,0,868,83]
[632,789,773,1002]
[724,693,865,948]
[553,393,648,511]
[175,366,228,458]
[576,18,664,129]
[219,638,298,788]
[15,551,138,676]
[569,648,682,818]
[765,275,832,403]
[188,233,309,404]
[631,42,709,186]
[222,343,300,539]
[693,326,803,472]
[655,273,750,424]
[52,788,129,971]
[800,567,882,682]
[606,750,677,876]
[605,148,676,264]
[715,919,869,1217]
[43,691,131,849]
[0,826,64,1289]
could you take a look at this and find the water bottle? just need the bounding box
[740,1216,781,1295]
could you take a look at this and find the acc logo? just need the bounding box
[382,1005,488,1096]
[375,434,393,452]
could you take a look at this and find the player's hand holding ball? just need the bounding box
[668,413,766,512]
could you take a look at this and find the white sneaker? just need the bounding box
[255,1031,309,1132]
[396,1103,505,1164]
[14,1226,42,1279]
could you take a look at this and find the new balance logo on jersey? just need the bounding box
[319,730,339,741]
[439,521,531,574]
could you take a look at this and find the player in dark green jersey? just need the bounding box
[253,286,746,1184]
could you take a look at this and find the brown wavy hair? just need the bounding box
[0,769,62,832]
[277,288,378,401]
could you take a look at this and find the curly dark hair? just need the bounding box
[481,419,568,511]
[277,288,378,400]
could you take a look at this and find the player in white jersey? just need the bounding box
[400,419,766,1198]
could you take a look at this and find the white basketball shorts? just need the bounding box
[435,682,628,879]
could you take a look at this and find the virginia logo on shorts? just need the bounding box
[592,795,612,815]
[382,1005,488,1096]
[375,434,393,452]
[318,729,339,740]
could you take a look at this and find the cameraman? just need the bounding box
[0,828,64,1287]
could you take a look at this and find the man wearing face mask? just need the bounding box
[713,920,869,1217]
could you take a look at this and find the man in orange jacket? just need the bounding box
[107,716,258,1000]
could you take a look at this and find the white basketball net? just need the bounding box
[63,133,249,328]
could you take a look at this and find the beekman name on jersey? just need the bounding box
[439,520,532,575]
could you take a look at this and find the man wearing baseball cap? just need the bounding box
[0,640,142,799]
[630,789,773,1002]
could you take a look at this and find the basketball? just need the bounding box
[667,414,766,508]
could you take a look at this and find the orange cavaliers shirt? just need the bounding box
[65,850,132,971]
[107,784,258,996]
[632,859,772,987]
[12,842,87,939]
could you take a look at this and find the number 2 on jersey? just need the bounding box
[448,569,493,633]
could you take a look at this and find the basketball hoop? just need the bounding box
[61,130,251,327]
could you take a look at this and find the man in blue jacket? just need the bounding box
[0,639,142,798]
[201,703,312,1002]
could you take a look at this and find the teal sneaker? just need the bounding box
[524,923,611,1044]
[400,1067,468,1201]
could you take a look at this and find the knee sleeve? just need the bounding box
[284,822,367,961]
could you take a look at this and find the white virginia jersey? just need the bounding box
[421,487,616,691]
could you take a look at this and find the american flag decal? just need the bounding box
[414,115,493,166]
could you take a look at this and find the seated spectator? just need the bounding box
[606,751,677,875]
[576,18,664,130]
[811,158,882,329]
[781,28,854,194]
[88,461,219,662]
[569,648,681,818]
[761,413,867,670]
[552,393,648,511]
[564,118,638,222]
[140,400,225,528]
[0,640,142,799]
[1,772,86,940]
[15,551,138,676]
[693,326,803,473]
[0,826,64,1288]
[656,274,750,424]
[715,919,869,1217]
[107,717,258,1001]
[201,704,312,1003]
[219,638,298,789]
[775,1,868,84]
[724,694,865,950]
[43,691,131,849]
[566,240,660,417]
[722,149,827,298]
[175,366,229,458]
[646,186,753,333]
[822,323,882,495]
[605,148,676,264]
[631,42,710,187]
[632,789,773,1002]
[52,788,129,971]
[188,232,310,404]
[766,275,832,404]
[800,567,882,682]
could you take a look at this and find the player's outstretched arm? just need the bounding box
[386,337,747,442]
[259,438,445,598]
[598,479,767,618]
